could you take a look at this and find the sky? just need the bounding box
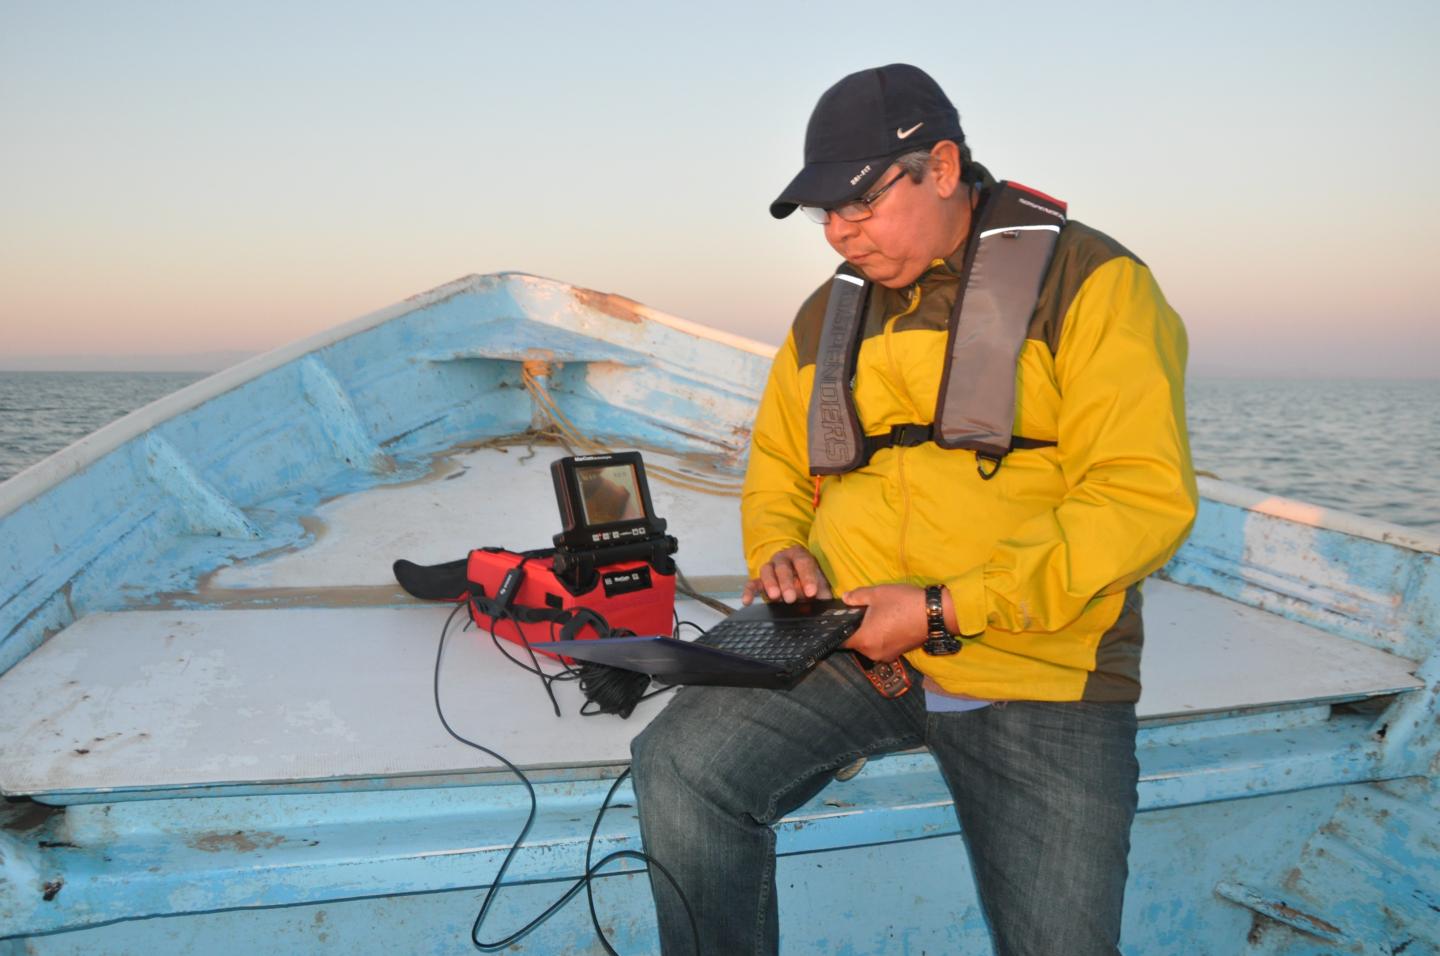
[2,0,1438,377]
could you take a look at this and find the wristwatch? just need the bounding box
[923,585,962,656]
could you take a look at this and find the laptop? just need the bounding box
[526,598,866,689]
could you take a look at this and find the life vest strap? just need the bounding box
[859,422,1055,469]
[804,180,1066,478]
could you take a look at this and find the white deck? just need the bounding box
[0,443,1422,799]
[208,443,748,591]
[0,602,727,798]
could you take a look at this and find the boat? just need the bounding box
[1,272,1436,954]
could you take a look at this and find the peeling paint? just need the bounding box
[189,830,287,854]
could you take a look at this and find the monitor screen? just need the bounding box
[577,463,645,526]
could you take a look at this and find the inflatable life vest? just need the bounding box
[807,181,1066,478]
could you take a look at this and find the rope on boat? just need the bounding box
[519,361,744,498]
[674,565,738,618]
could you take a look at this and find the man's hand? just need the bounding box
[741,546,833,605]
[841,584,929,662]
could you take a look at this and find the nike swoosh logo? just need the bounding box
[896,122,924,139]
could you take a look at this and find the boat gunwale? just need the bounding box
[0,272,777,522]
[1195,475,1440,555]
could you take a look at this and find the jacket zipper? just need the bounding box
[883,282,924,578]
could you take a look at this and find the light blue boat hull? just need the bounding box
[1,274,1436,954]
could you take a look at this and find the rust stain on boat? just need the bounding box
[574,288,645,324]
[190,830,286,853]
[1268,901,1343,937]
[2,801,63,832]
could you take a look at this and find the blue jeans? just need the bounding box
[630,655,1139,955]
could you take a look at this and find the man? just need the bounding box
[630,63,1197,955]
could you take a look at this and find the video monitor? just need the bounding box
[551,451,666,552]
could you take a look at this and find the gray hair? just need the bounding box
[894,141,977,183]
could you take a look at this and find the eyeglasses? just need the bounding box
[801,169,908,225]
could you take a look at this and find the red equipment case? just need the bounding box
[465,548,675,660]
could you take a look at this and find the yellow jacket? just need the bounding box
[741,220,1198,702]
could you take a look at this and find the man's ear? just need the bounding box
[929,140,963,199]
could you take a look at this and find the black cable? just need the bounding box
[575,642,658,718]
[463,559,716,719]
[472,590,669,720]
[431,602,700,954]
[584,771,698,956]
[473,612,581,683]
[465,588,600,719]
[485,603,572,717]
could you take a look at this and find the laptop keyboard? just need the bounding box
[698,616,858,665]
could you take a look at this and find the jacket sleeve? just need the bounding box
[740,333,816,576]
[944,256,1199,636]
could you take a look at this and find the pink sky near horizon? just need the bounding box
[3,1,1438,378]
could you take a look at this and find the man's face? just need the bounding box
[820,152,967,289]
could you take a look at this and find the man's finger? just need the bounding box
[758,563,782,601]
[783,548,833,600]
[789,551,823,597]
[741,577,761,606]
[772,558,799,602]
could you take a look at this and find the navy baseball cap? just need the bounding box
[770,64,964,220]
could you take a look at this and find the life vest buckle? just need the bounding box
[891,423,933,448]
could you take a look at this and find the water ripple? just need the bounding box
[0,372,204,483]
[1186,378,1439,531]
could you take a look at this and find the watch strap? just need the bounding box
[923,585,961,656]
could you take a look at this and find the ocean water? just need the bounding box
[0,372,205,484]
[0,372,1436,532]
[1185,378,1439,532]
